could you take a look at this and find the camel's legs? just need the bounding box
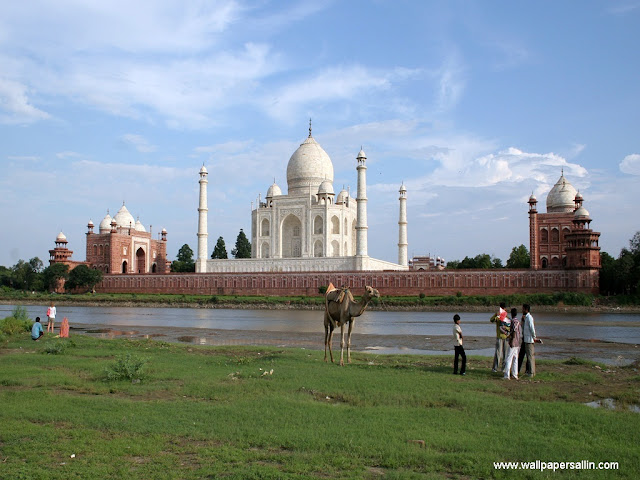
[339,323,346,366]
[324,320,330,362]
[346,320,354,364]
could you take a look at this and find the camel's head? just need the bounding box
[365,286,380,299]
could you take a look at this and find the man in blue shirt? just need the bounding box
[31,316,44,341]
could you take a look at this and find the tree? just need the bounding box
[65,265,103,292]
[211,236,228,259]
[231,229,251,259]
[171,244,195,272]
[42,263,69,292]
[506,244,530,268]
[11,257,44,291]
[446,253,502,269]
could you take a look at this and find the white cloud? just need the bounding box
[0,78,51,124]
[620,154,640,175]
[7,155,40,162]
[121,134,157,153]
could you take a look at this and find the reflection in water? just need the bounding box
[1,304,639,344]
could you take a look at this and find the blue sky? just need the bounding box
[1,0,639,268]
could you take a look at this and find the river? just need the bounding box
[3,304,639,344]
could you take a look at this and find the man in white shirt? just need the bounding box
[521,304,537,377]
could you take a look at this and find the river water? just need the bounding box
[3,304,639,344]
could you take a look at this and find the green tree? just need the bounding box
[65,265,103,292]
[211,236,228,259]
[11,257,44,291]
[42,263,70,292]
[447,253,502,269]
[506,244,530,268]
[171,244,195,272]
[231,229,251,259]
[599,251,616,296]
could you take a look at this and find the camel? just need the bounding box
[324,284,380,366]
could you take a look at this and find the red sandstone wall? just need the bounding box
[96,269,600,296]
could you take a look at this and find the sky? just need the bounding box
[1,0,639,268]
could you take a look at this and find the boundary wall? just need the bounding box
[97,268,599,296]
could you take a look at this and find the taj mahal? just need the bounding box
[196,124,409,273]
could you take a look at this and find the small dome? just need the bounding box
[336,188,349,204]
[134,219,146,232]
[575,192,583,201]
[529,194,537,202]
[88,219,94,227]
[318,179,334,195]
[286,133,334,196]
[114,204,135,229]
[399,182,407,193]
[200,165,208,174]
[161,227,167,234]
[574,206,590,219]
[99,213,112,232]
[266,182,282,198]
[357,149,367,159]
[546,174,577,213]
[56,231,67,242]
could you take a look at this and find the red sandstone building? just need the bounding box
[528,172,600,271]
[86,204,169,274]
[50,203,169,277]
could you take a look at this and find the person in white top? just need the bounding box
[453,314,466,375]
[520,304,537,377]
[46,301,57,333]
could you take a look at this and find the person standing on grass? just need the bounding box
[504,308,522,380]
[520,304,537,377]
[453,314,466,376]
[490,302,509,372]
[31,317,44,341]
[46,301,56,333]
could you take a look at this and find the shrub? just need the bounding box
[104,353,148,382]
[0,316,31,335]
[318,286,328,295]
[43,339,71,355]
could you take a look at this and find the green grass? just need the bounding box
[1,333,639,479]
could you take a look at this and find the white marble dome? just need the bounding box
[56,231,67,242]
[99,213,112,232]
[266,182,282,198]
[114,204,135,228]
[134,219,146,232]
[574,206,590,219]
[546,174,577,213]
[286,134,334,196]
[336,188,349,204]
[318,179,334,195]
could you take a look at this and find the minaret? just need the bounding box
[398,182,408,266]
[355,148,368,266]
[528,193,538,270]
[196,164,208,273]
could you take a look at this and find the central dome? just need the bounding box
[286,134,334,196]
[546,173,577,213]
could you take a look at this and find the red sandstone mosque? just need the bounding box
[50,203,169,277]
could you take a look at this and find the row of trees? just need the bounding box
[600,232,640,296]
[0,258,103,292]
[446,245,531,270]
[171,229,251,272]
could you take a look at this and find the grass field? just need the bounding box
[1,333,639,479]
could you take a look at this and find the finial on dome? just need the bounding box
[308,118,312,137]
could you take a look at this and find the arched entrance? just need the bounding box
[122,261,128,273]
[136,247,146,273]
[281,214,302,258]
